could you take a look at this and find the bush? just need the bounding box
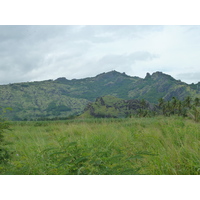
[0,107,11,164]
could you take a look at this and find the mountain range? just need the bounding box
[0,70,199,120]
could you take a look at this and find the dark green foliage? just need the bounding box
[157,96,200,121]
[194,97,200,106]
[0,108,11,164]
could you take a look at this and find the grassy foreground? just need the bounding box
[1,116,200,175]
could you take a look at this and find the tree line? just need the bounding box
[137,96,200,122]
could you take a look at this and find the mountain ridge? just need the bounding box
[0,70,200,120]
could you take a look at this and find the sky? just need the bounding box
[0,25,200,85]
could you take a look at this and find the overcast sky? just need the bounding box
[0,25,200,85]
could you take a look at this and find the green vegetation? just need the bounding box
[0,71,200,121]
[82,95,200,122]
[0,107,11,164]
[0,71,200,175]
[157,96,200,122]
[1,116,200,175]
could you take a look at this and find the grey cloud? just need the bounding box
[0,26,29,41]
[98,51,159,66]
[0,25,163,56]
[176,72,200,84]
[0,26,94,84]
[69,51,160,80]
[103,25,164,38]
[1,25,199,85]
[75,25,164,42]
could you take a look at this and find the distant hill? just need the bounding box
[0,70,200,120]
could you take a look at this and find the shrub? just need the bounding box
[0,107,11,164]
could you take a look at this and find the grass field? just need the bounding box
[1,116,200,175]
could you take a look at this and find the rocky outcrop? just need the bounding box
[83,96,158,118]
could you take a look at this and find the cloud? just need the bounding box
[0,25,200,84]
[0,26,91,83]
[176,72,200,84]
[98,51,159,66]
[68,51,159,80]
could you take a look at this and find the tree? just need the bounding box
[194,97,200,107]
[158,98,165,108]
[158,98,166,115]
[188,106,200,122]
[140,99,147,109]
[171,97,178,114]
[184,96,192,108]
[177,100,183,116]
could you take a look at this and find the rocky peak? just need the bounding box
[95,70,129,81]
[151,71,175,81]
[55,77,69,83]
[145,72,151,80]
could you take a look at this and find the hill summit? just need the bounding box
[0,70,200,120]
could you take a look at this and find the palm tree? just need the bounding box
[184,96,192,109]
[194,97,200,107]
[165,101,172,116]
[158,98,165,108]
[189,106,200,122]
[171,97,178,114]
[177,100,183,116]
[140,99,147,109]
[158,98,165,115]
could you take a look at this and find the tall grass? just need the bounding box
[1,116,200,175]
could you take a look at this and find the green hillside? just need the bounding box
[0,80,89,120]
[81,95,157,118]
[0,70,199,120]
